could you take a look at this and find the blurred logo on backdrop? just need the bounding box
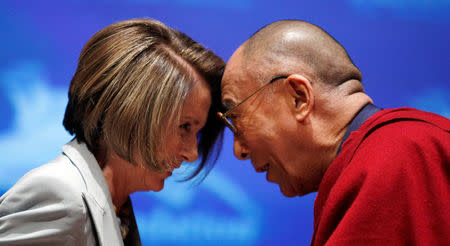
[0,61,262,245]
[71,0,253,8]
[349,0,450,20]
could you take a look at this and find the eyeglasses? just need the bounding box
[218,75,288,135]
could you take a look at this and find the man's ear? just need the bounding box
[284,74,314,122]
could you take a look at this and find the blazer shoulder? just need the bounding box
[1,154,87,213]
[0,155,95,245]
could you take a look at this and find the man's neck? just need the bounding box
[319,91,373,168]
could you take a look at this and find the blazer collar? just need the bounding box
[62,139,124,245]
[62,139,112,210]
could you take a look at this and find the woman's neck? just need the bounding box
[95,143,131,211]
[101,162,130,211]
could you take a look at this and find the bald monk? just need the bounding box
[218,20,450,245]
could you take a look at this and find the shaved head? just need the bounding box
[221,20,373,197]
[241,20,362,87]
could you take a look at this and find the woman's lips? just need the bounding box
[165,160,182,171]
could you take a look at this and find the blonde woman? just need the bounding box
[0,19,225,245]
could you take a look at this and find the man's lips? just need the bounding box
[255,163,269,173]
[253,162,276,183]
[254,163,276,183]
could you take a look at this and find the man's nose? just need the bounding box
[233,137,250,160]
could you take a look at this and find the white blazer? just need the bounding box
[0,140,141,246]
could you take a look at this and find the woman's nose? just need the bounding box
[181,136,199,162]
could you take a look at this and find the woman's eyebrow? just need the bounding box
[182,116,200,125]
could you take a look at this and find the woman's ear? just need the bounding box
[284,74,314,122]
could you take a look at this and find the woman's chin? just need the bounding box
[146,174,171,192]
[145,182,164,192]
[152,184,164,192]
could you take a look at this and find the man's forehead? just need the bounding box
[222,70,263,108]
[221,48,250,106]
[221,74,249,109]
[221,45,270,109]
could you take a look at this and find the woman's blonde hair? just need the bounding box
[63,18,225,177]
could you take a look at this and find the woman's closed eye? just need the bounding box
[179,122,192,132]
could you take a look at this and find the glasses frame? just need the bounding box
[218,75,288,135]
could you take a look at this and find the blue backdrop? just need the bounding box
[1,1,449,245]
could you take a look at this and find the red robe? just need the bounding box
[312,108,450,246]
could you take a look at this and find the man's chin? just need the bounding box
[279,185,298,197]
